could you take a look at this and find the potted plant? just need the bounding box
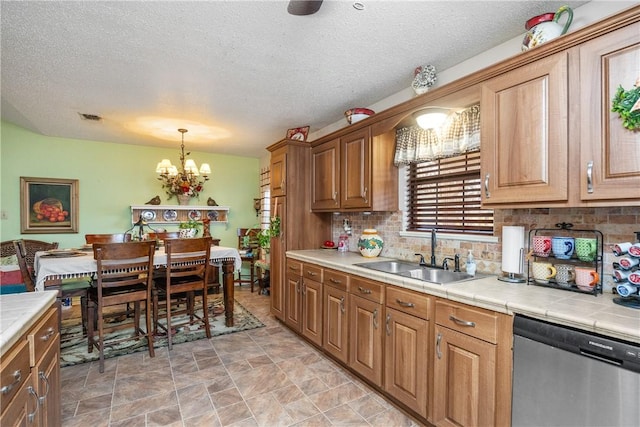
[178,219,201,238]
[257,228,271,262]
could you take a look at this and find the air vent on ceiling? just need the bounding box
[78,113,103,121]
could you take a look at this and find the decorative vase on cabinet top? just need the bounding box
[358,229,384,258]
[522,5,573,51]
[177,194,191,206]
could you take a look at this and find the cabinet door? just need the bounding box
[481,51,569,205]
[284,271,302,332]
[341,129,371,209]
[323,284,349,364]
[0,373,37,427]
[270,151,287,197]
[349,294,383,387]
[384,307,428,419]
[36,336,61,427]
[579,22,640,202]
[269,197,286,320]
[302,278,323,347]
[311,139,340,210]
[433,325,496,427]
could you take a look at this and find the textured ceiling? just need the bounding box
[1,0,588,158]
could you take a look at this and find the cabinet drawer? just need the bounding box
[28,307,58,367]
[0,339,30,414]
[303,264,322,282]
[435,300,498,344]
[350,276,384,304]
[386,287,430,320]
[286,259,303,276]
[323,269,349,291]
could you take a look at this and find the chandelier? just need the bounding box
[156,128,211,200]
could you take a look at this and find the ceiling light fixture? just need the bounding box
[156,128,211,202]
[413,107,450,130]
[353,2,365,11]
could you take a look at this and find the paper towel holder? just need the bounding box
[498,225,526,283]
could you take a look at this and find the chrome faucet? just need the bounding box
[442,254,461,272]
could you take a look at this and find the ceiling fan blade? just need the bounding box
[287,0,323,16]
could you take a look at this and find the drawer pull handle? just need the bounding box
[436,333,442,359]
[27,386,39,423]
[38,371,50,404]
[358,286,372,294]
[373,309,379,329]
[449,315,476,327]
[386,313,391,336]
[484,173,491,198]
[289,265,300,271]
[41,327,55,341]
[1,370,22,394]
[586,161,593,194]
[307,271,317,276]
[396,299,415,308]
[340,296,345,314]
[329,278,342,284]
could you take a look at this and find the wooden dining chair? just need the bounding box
[87,241,156,373]
[152,237,212,350]
[85,233,132,244]
[147,231,180,241]
[13,239,90,334]
[235,228,259,292]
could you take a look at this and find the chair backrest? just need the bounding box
[2,239,58,270]
[148,231,180,241]
[164,237,212,282]
[93,241,156,293]
[237,228,259,251]
[85,233,132,244]
[12,240,36,292]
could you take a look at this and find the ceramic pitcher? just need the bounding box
[522,6,573,51]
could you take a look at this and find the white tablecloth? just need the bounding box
[34,245,242,292]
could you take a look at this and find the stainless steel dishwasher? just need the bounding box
[512,314,640,426]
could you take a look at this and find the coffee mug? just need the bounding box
[532,262,557,284]
[618,257,640,270]
[555,264,575,286]
[616,283,639,298]
[532,235,552,257]
[552,237,575,260]
[575,267,599,290]
[575,238,597,262]
[629,243,640,258]
[613,269,630,282]
[629,272,640,286]
[612,242,632,256]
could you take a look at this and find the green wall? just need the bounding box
[0,121,260,248]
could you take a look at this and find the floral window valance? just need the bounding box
[394,104,480,165]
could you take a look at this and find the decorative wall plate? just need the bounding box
[207,210,219,221]
[188,209,202,220]
[286,126,310,141]
[141,210,156,221]
[162,209,178,221]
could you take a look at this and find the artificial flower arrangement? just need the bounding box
[159,176,205,200]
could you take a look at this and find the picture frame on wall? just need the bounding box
[20,177,79,234]
[286,126,310,141]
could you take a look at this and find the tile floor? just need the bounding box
[60,285,420,426]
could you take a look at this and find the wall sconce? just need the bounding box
[253,198,261,217]
[413,107,450,130]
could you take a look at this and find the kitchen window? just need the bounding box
[405,151,493,235]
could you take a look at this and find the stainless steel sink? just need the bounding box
[398,268,475,284]
[354,260,418,274]
[355,260,477,284]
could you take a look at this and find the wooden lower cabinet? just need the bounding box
[301,273,323,347]
[384,307,429,419]
[323,284,349,364]
[348,294,383,387]
[34,335,61,427]
[284,262,302,332]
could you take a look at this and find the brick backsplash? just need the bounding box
[331,207,640,293]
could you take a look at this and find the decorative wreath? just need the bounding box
[611,77,640,131]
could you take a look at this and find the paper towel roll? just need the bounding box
[502,226,525,274]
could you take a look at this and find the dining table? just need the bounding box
[34,245,242,327]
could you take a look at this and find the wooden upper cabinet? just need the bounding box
[311,138,340,210]
[341,128,371,209]
[312,129,397,212]
[270,150,287,197]
[481,51,569,205]
[578,22,640,203]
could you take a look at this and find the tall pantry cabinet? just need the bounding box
[267,139,331,320]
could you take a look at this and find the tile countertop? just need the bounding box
[0,291,58,355]
[287,250,640,344]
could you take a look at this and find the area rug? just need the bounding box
[60,297,264,367]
